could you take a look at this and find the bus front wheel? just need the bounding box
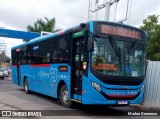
[60,85,72,107]
[24,78,30,94]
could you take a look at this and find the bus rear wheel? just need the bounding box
[24,78,30,94]
[60,85,72,107]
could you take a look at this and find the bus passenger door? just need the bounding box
[16,50,21,85]
[72,37,86,99]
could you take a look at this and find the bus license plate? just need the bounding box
[118,101,128,105]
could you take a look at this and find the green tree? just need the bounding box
[27,17,56,33]
[0,51,10,67]
[140,15,160,61]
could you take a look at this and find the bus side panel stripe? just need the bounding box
[30,64,50,67]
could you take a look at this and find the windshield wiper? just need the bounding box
[108,36,121,57]
[128,40,138,54]
[108,36,122,71]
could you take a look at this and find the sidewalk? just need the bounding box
[130,104,160,110]
[0,103,18,110]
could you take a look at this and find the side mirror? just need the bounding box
[88,37,94,52]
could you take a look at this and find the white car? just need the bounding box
[0,69,5,79]
[6,67,11,73]
[1,68,9,77]
[3,70,9,77]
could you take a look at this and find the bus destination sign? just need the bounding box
[100,25,141,39]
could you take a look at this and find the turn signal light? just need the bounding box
[82,62,87,70]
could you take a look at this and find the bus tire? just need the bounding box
[24,78,30,94]
[60,85,72,108]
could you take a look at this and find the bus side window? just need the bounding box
[51,34,71,63]
[28,59,31,64]
[57,38,66,62]
[46,53,50,63]
[39,39,52,64]
[51,38,58,63]
[11,50,16,65]
[18,46,27,65]
[65,49,69,61]
[26,50,31,64]
[63,38,71,62]
[42,52,50,63]
[52,49,58,61]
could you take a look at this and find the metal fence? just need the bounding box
[143,61,160,109]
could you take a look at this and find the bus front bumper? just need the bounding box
[81,81,144,105]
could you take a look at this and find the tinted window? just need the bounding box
[11,50,16,65]
[12,33,72,65]
[51,34,71,63]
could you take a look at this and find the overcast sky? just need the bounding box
[0,0,160,57]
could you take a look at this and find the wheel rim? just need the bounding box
[62,90,69,104]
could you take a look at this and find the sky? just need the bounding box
[0,0,160,57]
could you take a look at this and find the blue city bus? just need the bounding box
[11,21,146,107]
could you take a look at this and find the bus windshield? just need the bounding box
[91,37,146,77]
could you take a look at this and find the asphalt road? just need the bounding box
[0,75,159,119]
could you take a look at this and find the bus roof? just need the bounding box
[11,24,80,50]
[11,21,145,50]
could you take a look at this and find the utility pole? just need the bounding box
[118,0,132,22]
[95,0,99,20]
[105,2,110,21]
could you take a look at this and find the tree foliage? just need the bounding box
[140,15,160,61]
[0,51,10,64]
[27,17,56,33]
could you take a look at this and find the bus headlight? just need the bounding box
[91,81,101,92]
[140,85,144,92]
